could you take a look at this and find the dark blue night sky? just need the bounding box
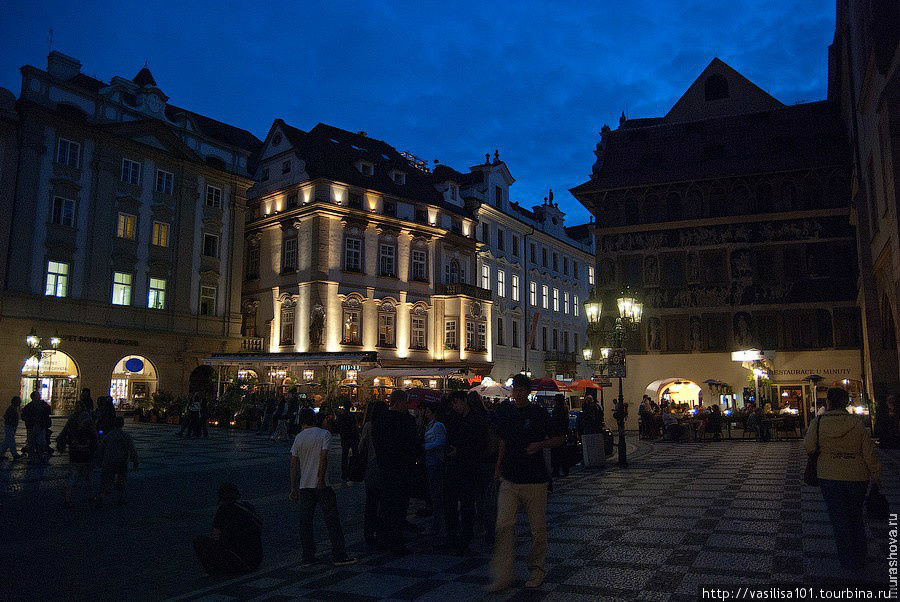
[1,1,834,224]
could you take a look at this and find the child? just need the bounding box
[96,416,139,507]
[1,397,22,460]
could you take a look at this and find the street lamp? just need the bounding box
[25,328,61,403]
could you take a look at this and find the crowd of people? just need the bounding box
[639,395,725,442]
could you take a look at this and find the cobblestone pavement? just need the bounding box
[1,421,897,601]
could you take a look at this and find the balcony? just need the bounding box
[242,337,264,352]
[436,282,492,301]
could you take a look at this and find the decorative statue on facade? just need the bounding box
[647,317,661,351]
[591,124,611,178]
[309,303,325,350]
[734,312,752,347]
[686,252,699,283]
[690,316,702,351]
[643,255,659,285]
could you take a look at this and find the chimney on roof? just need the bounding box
[357,131,367,137]
[485,153,490,165]
[47,51,81,80]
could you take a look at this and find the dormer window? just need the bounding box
[449,184,459,201]
[261,167,269,182]
[357,161,374,176]
[390,171,406,185]
[282,160,291,174]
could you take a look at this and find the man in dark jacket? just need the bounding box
[444,390,487,554]
[194,483,262,574]
[22,391,51,465]
[1,396,22,460]
[336,400,360,483]
[372,389,418,554]
[57,397,98,508]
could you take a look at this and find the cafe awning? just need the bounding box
[359,367,466,379]
[202,351,377,367]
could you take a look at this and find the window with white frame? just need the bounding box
[202,233,219,258]
[112,272,132,305]
[574,294,579,316]
[530,281,537,306]
[148,277,166,309]
[206,185,222,208]
[344,237,362,272]
[444,320,458,349]
[465,321,476,350]
[542,285,549,309]
[342,298,362,345]
[51,196,75,227]
[56,137,80,168]
[588,265,595,285]
[497,316,505,345]
[497,269,505,297]
[449,184,459,200]
[280,303,295,346]
[359,162,374,176]
[155,169,173,194]
[497,228,505,251]
[481,264,490,289]
[121,158,142,185]
[553,288,559,312]
[511,274,520,302]
[411,308,427,349]
[45,261,69,297]
[152,221,169,247]
[564,291,569,314]
[411,248,427,282]
[281,236,297,272]
[477,322,486,351]
[117,212,136,240]
[379,243,396,277]
[199,285,217,315]
[377,303,396,347]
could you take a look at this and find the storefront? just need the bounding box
[358,366,470,398]
[109,355,159,408]
[20,350,79,412]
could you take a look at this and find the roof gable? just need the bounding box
[665,58,783,123]
[98,119,199,161]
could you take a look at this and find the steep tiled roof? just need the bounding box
[431,164,484,187]
[573,100,848,193]
[565,223,593,242]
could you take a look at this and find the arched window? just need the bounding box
[704,74,729,101]
[444,258,461,284]
[341,296,363,345]
[280,298,295,346]
[377,300,396,347]
[410,304,428,350]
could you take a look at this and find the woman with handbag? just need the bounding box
[803,387,882,572]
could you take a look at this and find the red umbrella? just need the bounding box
[405,387,443,409]
[530,378,570,392]
[567,379,599,391]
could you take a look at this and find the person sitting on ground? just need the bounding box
[194,483,262,575]
[1,396,22,461]
[95,416,139,507]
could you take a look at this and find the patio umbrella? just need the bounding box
[470,381,511,398]
[531,378,570,392]
[404,387,442,409]
[567,379,599,391]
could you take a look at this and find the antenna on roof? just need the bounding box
[47,28,53,53]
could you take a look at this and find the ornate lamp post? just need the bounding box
[25,328,61,401]
[584,288,642,467]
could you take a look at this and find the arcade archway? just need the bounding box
[645,378,702,410]
[20,350,79,412]
[110,355,158,408]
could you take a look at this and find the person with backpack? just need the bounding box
[95,416,139,507]
[194,483,263,574]
[57,397,98,508]
[1,396,22,461]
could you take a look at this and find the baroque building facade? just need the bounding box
[573,58,861,429]
[0,52,260,412]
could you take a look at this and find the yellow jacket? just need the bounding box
[804,410,881,482]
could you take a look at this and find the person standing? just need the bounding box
[358,400,385,547]
[550,394,569,478]
[95,396,116,439]
[199,395,210,438]
[194,483,263,575]
[467,391,498,547]
[336,399,360,484]
[1,396,22,461]
[422,400,447,546]
[444,390,483,554]
[289,408,357,567]
[57,397,98,508]
[22,391,50,465]
[185,393,202,438]
[488,374,565,592]
[804,387,882,572]
[95,416,139,507]
[372,389,418,555]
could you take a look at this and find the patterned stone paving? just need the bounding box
[2,421,897,601]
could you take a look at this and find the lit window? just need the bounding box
[553,288,559,312]
[148,277,166,309]
[282,236,297,272]
[56,138,80,168]
[205,185,222,208]
[466,321,476,350]
[152,221,169,247]
[117,213,136,240]
[444,320,458,349]
[530,281,537,306]
[155,169,173,194]
[202,233,219,258]
[45,261,69,297]
[344,238,362,272]
[542,285,549,309]
[379,243,396,277]
[280,303,295,345]
[342,300,362,345]
[112,272,132,305]
[564,291,569,314]
[588,266,595,285]
[497,269,506,297]
[478,322,486,351]
[51,196,75,227]
[574,295,579,316]
[199,286,217,315]
[481,264,490,289]
[411,249,427,282]
[378,312,396,347]
[511,274,520,302]
[411,311,427,349]
[121,158,142,185]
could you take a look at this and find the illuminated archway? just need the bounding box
[21,350,79,412]
[645,378,702,409]
[110,355,158,408]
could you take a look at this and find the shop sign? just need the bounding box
[592,376,612,387]
[60,334,139,347]
[771,368,853,378]
[339,364,360,371]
